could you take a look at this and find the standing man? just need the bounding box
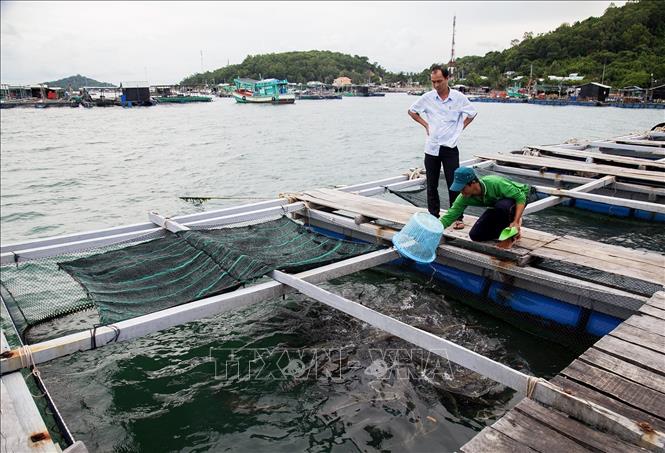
[408,65,477,227]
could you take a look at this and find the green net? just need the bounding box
[1,217,381,332]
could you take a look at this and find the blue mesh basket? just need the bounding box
[392,212,443,264]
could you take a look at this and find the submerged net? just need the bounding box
[1,217,381,334]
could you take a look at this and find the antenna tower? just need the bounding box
[449,15,456,79]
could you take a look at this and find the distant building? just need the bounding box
[333,77,352,87]
[619,86,645,101]
[548,73,585,82]
[651,84,665,101]
[578,82,611,102]
[121,81,151,105]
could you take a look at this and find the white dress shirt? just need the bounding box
[409,89,477,155]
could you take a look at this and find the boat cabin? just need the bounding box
[233,78,289,97]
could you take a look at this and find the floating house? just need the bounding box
[81,86,120,106]
[120,81,153,106]
[577,82,611,102]
[651,84,665,101]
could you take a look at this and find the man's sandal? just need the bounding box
[453,220,465,230]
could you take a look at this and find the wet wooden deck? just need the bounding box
[294,188,665,287]
[461,291,665,452]
[475,153,665,184]
[524,145,665,171]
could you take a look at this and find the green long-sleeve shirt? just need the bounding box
[440,175,530,228]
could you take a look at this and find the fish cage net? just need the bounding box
[1,217,381,340]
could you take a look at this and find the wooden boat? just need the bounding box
[154,94,212,103]
[232,78,295,104]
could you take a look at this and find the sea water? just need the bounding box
[1,96,662,451]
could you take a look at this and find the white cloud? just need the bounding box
[1,1,625,85]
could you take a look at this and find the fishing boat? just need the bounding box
[154,94,212,104]
[232,78,295,104]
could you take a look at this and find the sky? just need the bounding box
[1,1,625,85]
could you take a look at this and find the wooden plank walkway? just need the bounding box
[294,189,665,286]
[1,333,60,452]
[614,138,665,148]
[475,153,665,184]
[462,291,665,453]
[525,146,665,171]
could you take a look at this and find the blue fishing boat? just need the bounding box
[232,78,295,104]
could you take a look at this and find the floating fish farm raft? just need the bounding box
[1,130,664,452]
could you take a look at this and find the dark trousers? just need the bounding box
[469,198,516,241]
[424,146,460,218]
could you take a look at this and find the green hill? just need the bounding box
[181,50,388,85]
[182,1,663,89]
[455,0,665,88]
[43,74,116,90]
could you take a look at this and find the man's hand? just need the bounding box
[510,203,525,233]
[408,110,430,136]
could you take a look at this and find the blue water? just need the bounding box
[1,96,663,452]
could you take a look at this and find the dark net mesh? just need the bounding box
[1,217,381,332]
[0,230,165,335]
[533,258,662,297]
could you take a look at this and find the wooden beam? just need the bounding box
[0,199,289,254]
[590,141,665,157]
[476,153,664,184]
[533,185,665,214]
[490,163,665,197]
[526,145,665,169]
[270,270,665,451]
[270,270,528,390]
[0,169,429,255]
[524,176,615,215]
[1,333,59,452]
[148,212,190,232]
[0,248,399,375]
[0,203,307,266]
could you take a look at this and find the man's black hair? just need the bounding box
[430,65,450,78]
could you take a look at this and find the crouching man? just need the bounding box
[439,167,536,247]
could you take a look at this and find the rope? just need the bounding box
[18,345,35,370]
[405,168,423,180]
[90,324,121,350]
[18,345,46,397]
[526,376,545,399]
[426,263,438,286]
